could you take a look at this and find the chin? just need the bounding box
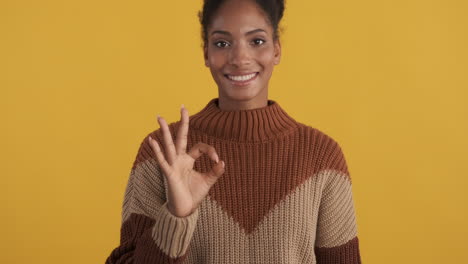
[221,87,261,101]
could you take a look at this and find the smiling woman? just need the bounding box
[105,0,362,263]
[202,0,281,110]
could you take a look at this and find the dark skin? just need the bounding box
[204,0,281,111]
[148,0,281,217]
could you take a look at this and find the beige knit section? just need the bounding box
[151,202,200,258]
[122,157,358,262]
[315,169,359,248]
[182,169,357,263]
[122,158,200,258]
[122,158,165,224]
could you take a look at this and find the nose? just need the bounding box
[228,42,251,67]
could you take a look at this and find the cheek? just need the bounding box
[207,50,226,69]
[257,48,276,69]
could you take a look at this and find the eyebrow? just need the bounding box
[210,28,266,36]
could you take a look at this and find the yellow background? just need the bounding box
[2,0,467,263]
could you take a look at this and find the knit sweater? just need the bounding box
[106,97,362,264]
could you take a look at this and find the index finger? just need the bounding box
[188,142,219,163]
[175,104,189,155]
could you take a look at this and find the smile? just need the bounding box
[224,72,259,85]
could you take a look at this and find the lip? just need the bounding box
[224,72,259,86]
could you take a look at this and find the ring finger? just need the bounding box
[157,115,177,165]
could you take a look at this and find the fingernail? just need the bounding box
[156,114,160,119]
[222,161,225,168]
[181,104,185,109]
[216,155,219,163]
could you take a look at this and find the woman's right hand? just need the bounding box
[148,104,225,218]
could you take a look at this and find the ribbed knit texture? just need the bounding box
[106,98,362,263]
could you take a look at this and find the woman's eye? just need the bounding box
[214,41,229,48]
[252,39,266,45]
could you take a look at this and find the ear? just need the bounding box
[204,44,209,67]
[273,39,281,65]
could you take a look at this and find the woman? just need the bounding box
[106,0,362,263]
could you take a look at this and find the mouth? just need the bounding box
[224,72,259,86]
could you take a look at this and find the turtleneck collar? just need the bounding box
[189,98,300,143]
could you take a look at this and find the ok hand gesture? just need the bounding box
[148,105,225,218]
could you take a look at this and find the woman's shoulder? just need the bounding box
[295,121,343,148]
[295,122,349,174]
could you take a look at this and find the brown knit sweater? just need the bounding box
[106,98,362,263]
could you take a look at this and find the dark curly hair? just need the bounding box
[198,0,285,47]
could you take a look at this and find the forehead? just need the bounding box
[208,0,272,34]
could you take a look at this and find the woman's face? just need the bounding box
[204,0,281,107]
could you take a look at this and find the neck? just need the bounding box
[189,97,300,143]
[217,95,268,111]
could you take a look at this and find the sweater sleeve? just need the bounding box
[105,134,199,263]
[314,141,362,264]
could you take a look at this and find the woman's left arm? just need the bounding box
[314,140,362,264]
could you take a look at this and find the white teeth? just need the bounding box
[227,73,257,81]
